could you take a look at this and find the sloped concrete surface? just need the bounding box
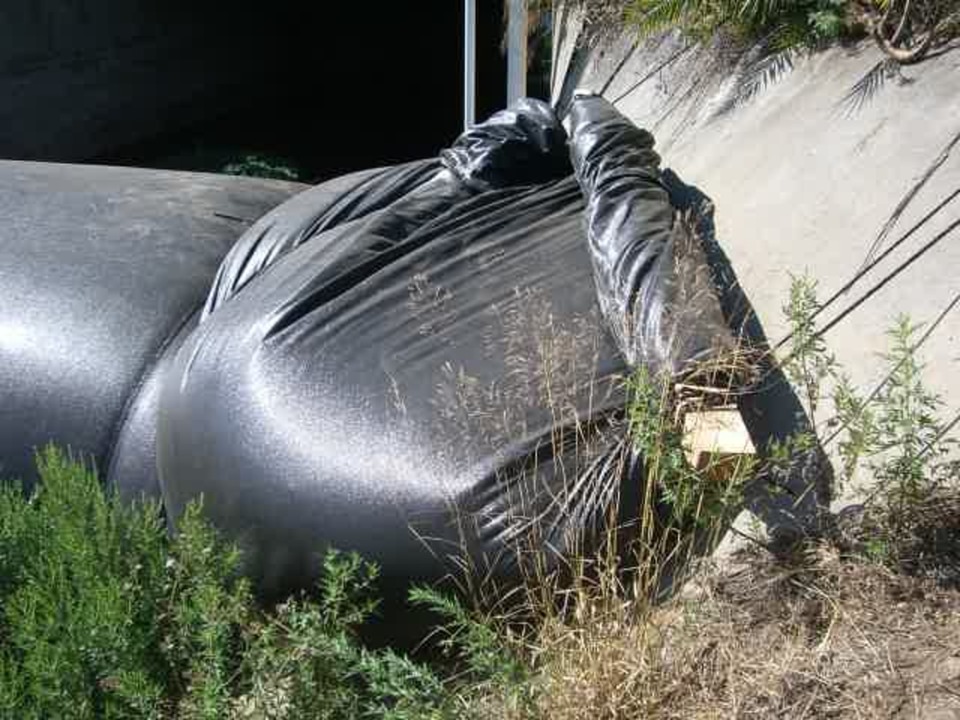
[558,30,960,460]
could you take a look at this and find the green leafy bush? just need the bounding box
[626,366,751,529]
[625,0,851,49]
[0,448,457,719]
[0,448,170,719]
[576,0,958,65]
[222,155,300,181]
[779,275,958,570]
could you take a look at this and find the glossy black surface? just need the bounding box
[0,162,303,496]
[1,99,741,615]
[157,99,727,602]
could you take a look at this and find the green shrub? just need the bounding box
[0,448,457,719]
[779,274,958,561]
[237,552,449,720]
[222,155,300,181]
[624,0,851,49]
[164,502,252,719]
[409,586,529,696]
[0,447,170,719]
[626,366,750,529]
[869,316,953,513]
[575,0,958,65]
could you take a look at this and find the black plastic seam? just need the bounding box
[102,305,202,491]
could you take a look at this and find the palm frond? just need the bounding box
[838,58,900,115]
[737,0,789,27]
[711,45,800,117]
[627,0,730,37]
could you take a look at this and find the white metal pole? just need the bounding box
[464,0,476,130]
[506,0,527,106]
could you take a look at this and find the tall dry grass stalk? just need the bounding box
[408,232,770,712]
[417,264,960,719]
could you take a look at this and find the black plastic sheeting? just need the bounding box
[570,96,737,375]
[0,162,304,499]
[157,97,736,602]
[0,98,760,612]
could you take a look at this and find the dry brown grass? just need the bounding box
[416,226,959,719]
[471,514,960,720]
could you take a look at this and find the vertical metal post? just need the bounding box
[464,0,476,131]
[507,0,527,106]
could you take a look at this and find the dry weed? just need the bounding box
[472,524,960,720]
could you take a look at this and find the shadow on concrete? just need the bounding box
[662,168,834,542]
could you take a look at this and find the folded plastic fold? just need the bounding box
[569,95,738,376]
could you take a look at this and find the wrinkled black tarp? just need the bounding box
[0,98,739,609]
[157,97,735,601]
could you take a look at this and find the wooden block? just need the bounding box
[683,408,755,471]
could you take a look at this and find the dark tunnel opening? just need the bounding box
[1,2,519,182]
